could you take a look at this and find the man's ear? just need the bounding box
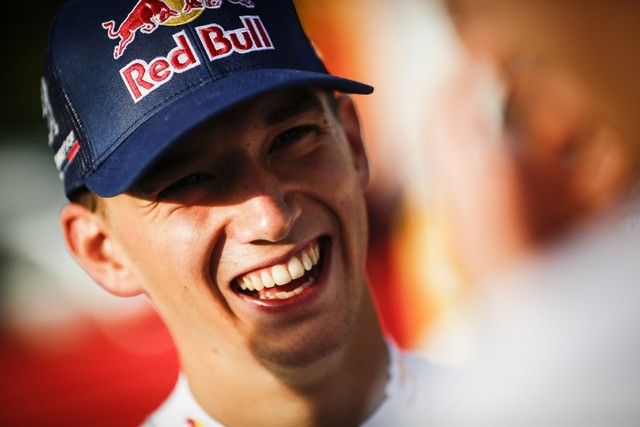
[60,203,143,297]
[508,66,633,239]
[570,123,632,213]
[336,95,370,188]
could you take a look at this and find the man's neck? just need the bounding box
[181,294,389,426]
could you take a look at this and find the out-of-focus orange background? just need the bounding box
[0,1,469,425]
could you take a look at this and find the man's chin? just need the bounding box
[250,326,353,375]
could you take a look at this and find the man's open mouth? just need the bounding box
[232,241,322,301]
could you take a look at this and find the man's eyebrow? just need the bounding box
[264,90,325,126]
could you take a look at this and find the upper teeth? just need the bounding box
[238,243,320,292]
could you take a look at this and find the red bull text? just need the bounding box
[120,15,273,102]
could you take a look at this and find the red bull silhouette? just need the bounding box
[183,0,255,14]
[102,0,180,59]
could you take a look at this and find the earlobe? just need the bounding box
[336,95,371,188]
[61,203,143,297]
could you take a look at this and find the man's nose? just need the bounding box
[229,184,301,244]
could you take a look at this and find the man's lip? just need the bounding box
[234,252,329,311]
[234,240,320,292]
[231,238,328,306]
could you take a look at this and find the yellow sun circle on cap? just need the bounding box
[162,0,204,26]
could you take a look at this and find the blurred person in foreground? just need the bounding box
[40,0,438,425]
[420,1,640,425]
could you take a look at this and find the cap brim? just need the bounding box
[84,69,373,197]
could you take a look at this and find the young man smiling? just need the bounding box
[41,0,436,425]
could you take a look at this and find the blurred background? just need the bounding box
[0,0,471,425]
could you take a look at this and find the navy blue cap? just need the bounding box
[41,0,373,199]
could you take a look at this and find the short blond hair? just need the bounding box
[70,189,105,216]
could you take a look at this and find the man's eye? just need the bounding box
[174,174,209,188]
[158,173,211,199]
[271,126,316,152]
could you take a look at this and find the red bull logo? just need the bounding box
[121,15,273,102]
[102,0,255,59]
[102,0,180,59]
[183,0,255,14]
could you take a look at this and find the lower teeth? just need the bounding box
[259,281,312,300]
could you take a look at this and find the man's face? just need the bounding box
[100,88,371,369]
